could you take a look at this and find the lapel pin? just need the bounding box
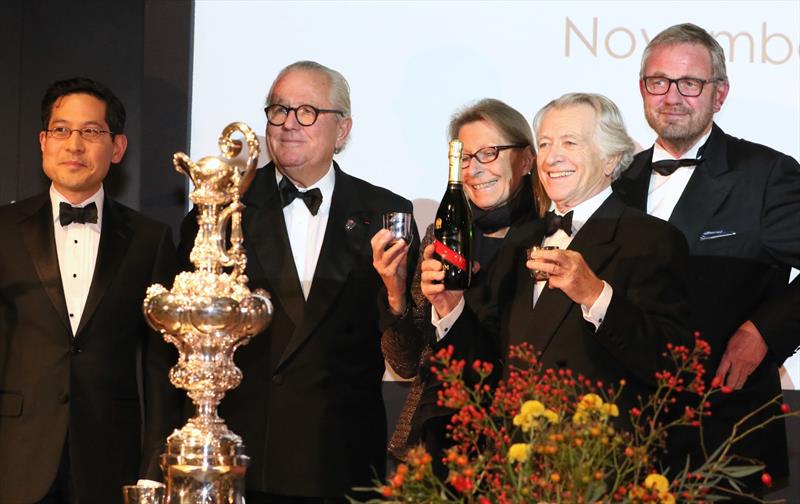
[345,218,356,230]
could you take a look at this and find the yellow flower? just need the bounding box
[578,393,604,411]
[601,403,620,417]
[543,409,559,423]
[644,473,669,493]
[520,400,546,416]
[508,443,531,463]
[572,410,588,425]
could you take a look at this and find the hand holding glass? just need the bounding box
[527,245,559,281]
[122,484,165,504]
[383,212,413,246]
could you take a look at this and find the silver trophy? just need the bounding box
[142,122,272,503]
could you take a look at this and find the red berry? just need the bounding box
[761,472,773,487]
[780,403,790,414]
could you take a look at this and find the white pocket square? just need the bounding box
[699,230,737,241]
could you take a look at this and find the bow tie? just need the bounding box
[652,157,703,176]
[544,210,573,237]
[278,177,323,216]
[59,201,98,226]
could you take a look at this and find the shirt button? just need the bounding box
[70,343,81,355]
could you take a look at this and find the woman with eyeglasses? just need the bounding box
[371,98,548,475]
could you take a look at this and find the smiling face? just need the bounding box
[458,120,532,211]
[641,42,728,157]
[535,104,616,213]
[39,93,127,204]
[266,68,352,187]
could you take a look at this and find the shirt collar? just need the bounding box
[50,184,105,229]
[652,130,711,163]
[549,186,612,236]
[275,162,336,215]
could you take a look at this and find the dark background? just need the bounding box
[0,0,191,235]
[0,1,797,500]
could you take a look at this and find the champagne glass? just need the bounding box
[383,212,414,245]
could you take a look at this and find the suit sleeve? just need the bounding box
[595,223,693,386]
[748,153,800,362]
[139,225,184,480]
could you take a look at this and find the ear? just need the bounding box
[639,78,647,99]
[334,117,353,151]
[603,154,621,177]
[712,80,729,113]
[520,145,535,175]
[111,134,128,164]
[39,130,47,155]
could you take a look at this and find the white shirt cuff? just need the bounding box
[431,297,465,342]
[581,281,613,331]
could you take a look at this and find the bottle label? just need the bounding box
[433,239,467,271]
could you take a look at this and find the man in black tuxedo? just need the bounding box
[178,61,416,503]
[613,23,800,486]
[421,93,691,425]
[0,78,179,503]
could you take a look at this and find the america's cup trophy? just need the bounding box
[142,122,273,503]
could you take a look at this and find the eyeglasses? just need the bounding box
[461,144,527,167]
[642,76,723,97]
[45,127,114,141]
[264,104,344,127]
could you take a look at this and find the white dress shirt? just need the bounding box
[647,131,710,221]
[50,185,104,335]
[277,164,335,300]
[433,187,615,340]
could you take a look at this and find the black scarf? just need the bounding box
[469,174,534,234]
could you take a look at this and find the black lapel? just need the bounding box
[76,198,131,336]
[276,163,367,369]
[242,163,306,330]
[528,194,622,357]
[20,194,71,333]
[613,147,652,212]
[667,124,738,251]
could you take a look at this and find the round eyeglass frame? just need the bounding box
[264,104,344,127]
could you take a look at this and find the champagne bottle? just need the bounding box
[433,139,473,290]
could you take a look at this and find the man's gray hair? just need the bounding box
[532,93,635,180]
[640,23,728,82]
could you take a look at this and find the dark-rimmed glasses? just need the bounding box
[44,127,114,141]
[264,104,344,127]
[642,76,723,97]
[461,144,527,167]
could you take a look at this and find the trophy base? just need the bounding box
[161,422,249,504]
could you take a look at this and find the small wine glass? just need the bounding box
[383,212,414,246]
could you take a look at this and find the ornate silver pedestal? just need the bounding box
[143,122,272,503]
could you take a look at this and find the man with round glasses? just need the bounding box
[178,61,417,503]
[0,77,180,503]
[614,23,800,492]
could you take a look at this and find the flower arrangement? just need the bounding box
[361,334,797,503]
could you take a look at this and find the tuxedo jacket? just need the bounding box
[441,194,692,416]
[613,123,800,479]
[0,192,179,503]
[177,162,416,499]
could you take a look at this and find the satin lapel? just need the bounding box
[613,147,652,212]
[20,195,71,333]
[243,166,306,329]
[76,199,131,337]
[668,125,737,251]
[277,166,365,369]
[530,195,622,357]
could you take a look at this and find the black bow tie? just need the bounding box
[652,157,703,176]
[59,201,98,226]
[278,177,323,216]
[544,210,573,237]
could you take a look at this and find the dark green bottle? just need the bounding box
[433,139,472,290]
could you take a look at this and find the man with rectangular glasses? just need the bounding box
[614,23,800,493]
